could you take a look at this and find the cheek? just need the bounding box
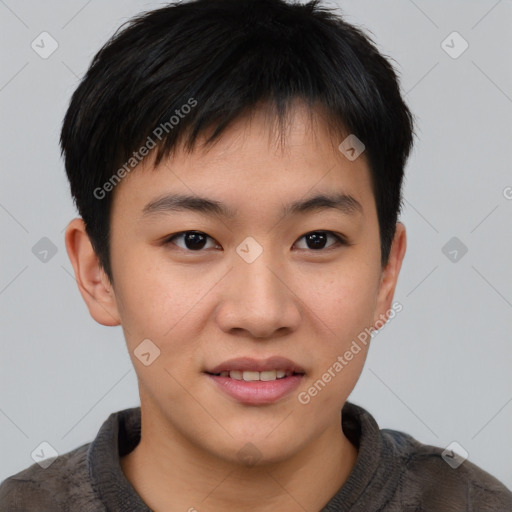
[299,260,379,342]
[113,251,215,346]
[297,266,375,410]
[114,264,211,397]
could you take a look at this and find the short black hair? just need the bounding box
[61,0,415,284]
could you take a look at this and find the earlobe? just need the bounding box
[64,218,121,326]
[372,222,407,329]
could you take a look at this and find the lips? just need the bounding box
[205,356,306,405]
[206,356,306,375]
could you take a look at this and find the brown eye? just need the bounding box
[294,231,347,251]
[165,231,218,251]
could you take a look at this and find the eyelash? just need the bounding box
[162,230,350,253]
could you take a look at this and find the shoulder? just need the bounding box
[381,428,512,510]
[0,442,104,512]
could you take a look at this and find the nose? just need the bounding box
[214,249,302,339]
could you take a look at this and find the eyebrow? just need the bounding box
[140,191,363,220]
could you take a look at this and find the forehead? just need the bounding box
[110,103,374,221]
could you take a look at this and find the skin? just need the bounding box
[65,102,406,512]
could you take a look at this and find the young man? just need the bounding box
[1,0,510,510]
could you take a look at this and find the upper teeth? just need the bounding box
[219,370,290,381]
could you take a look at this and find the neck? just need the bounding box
[121,407,357,512]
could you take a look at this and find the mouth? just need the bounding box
[207,369,302,381]
[205,356,306,405]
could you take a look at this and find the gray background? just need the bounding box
[1,0,511,489]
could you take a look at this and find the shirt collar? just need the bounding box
[87,401,385,511]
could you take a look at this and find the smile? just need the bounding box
[211,370,296,381]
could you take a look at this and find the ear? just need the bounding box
[64,218,121,326]
[372,222,406,329]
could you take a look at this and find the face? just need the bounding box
[67,103,406,466]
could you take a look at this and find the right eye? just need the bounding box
[163,231,221,251]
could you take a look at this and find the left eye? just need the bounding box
[294,231,347,251]
[163,230,347,252]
